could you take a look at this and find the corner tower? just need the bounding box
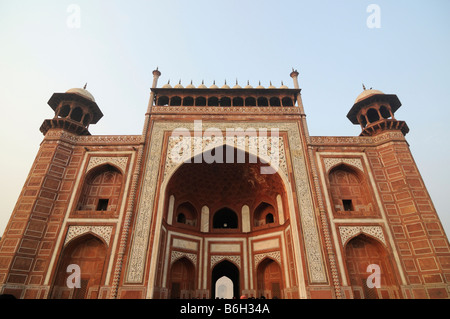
[40,85,103,136]
[347,87,409,136]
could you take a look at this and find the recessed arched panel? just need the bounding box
[76,164,123,213]
[169,257,195,299]
[328,164,374,216]
[344,234,401,299]
[175,202,198,227]
[256,258,283,299]
[253,202,276,227]
[50,234,108,299]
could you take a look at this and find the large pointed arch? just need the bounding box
[344,234,402,299]
[50,233,108,299]
[145,137,308,299]
[256,257,284,299]
[169,257,195,299]
[76,163,123,213]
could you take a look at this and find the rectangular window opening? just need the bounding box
[97,199,109,211]
[343,199,354,211]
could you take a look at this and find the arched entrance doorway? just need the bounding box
[212,260,239,299]
[152,144,300,299]
[50,234,107,299]
[169,257,195,299]
[344,234,401,299]
[257,258,283,299]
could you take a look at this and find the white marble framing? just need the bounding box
[125,121,327,297]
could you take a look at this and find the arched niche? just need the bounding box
[169,257,195,299]
[76,164,123,213]
[344,234,401,299]
[253,201,277,228]
[50,234,108,299]
[174,201,198,227]
[328,164,374,216]
[256,258,283,299]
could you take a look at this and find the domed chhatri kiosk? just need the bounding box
[40,85,103,136]
[0,69,449,299]
[347,86,409,137]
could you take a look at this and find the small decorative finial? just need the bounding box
[236,78,238,85]
[224,79,227,85]
[362,83,366,90]
[202,79,204,84]
[83,83,87,90]
[247,80,250,85]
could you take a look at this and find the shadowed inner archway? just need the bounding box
[166,145,286,229]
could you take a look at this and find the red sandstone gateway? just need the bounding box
[0,69,448,299]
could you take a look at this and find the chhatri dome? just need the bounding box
[354,86,384,104]
[66,85,95,102]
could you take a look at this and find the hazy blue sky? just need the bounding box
[0,0,449,237]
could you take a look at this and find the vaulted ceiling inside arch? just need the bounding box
[166,146,285,211]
